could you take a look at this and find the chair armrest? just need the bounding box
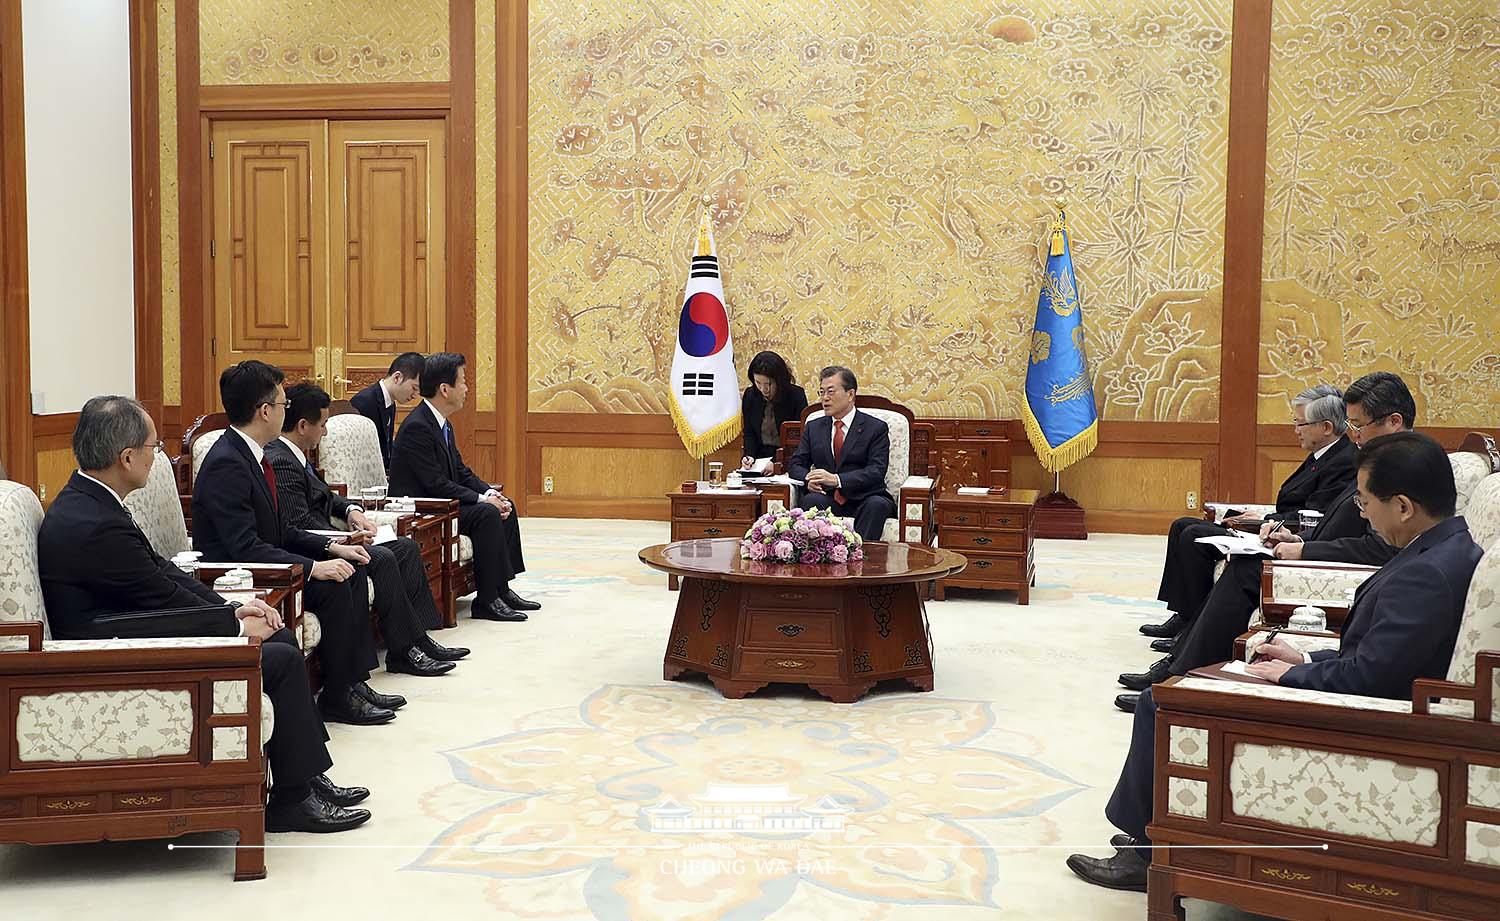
[0,621,43,651]
[328,481,348,497]
[1259,559,1375,628]
[897,474,940,544]
[196,562,304,585]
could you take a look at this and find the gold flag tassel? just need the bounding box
[1048,204,1067,257]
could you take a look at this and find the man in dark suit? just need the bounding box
[1070,431,1482,892]
[1144,383,1358,642]
[1119,372,1417,701]
[39,396,371,833]
[786,366,893,541]
[192,360,398,726]
[388,352,537,622]
[269,382,468,676]
[349,352,424,470]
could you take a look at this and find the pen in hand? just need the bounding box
[1252,628,1282,663]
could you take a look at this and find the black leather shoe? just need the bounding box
[352,681,406,711]
[1066,849,1148,892]
[473,599,528,622]
[1150,636,1178,653]
[387,646,455,677]
[266,791,372,834]
[320,688,395,726]
[1110,833,1135,850]
[310,773,370,807]
[1119,656,1174,692]
[501,588,541,611]
[419,636,470,661]
[1114,693,1140,713]
[1140,612,1185,637]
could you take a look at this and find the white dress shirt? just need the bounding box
[1311,439,1336,461]
[278,435,309,468]
[380,379,395,409]
[231,426,267,465]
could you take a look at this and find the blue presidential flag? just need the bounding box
[1021,205,1098,473]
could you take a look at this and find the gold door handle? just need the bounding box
[333,377,354,385]
[314,346,329,382]
[332,347,347,397]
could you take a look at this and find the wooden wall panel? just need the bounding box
[0,0,33,485]
[1013,453,1202,534]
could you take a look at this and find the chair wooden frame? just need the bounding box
[771,395,941,544]
[1148,655,1500,921]
[0,621,270,881]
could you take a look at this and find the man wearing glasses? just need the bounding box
[192,361,397,728]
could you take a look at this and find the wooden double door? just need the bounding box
[209,119,446,399]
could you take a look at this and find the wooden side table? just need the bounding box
[666,489,763,590]
[933,487,1039,603]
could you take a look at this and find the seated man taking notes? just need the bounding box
[786,365,894,542]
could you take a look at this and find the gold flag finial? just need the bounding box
[695,201,715,257]
[1049,199,1068,257]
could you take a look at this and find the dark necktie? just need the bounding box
[385,405,396,440]
[260,456,279,510]
[443,421,454,449]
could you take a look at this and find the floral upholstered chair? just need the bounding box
[772,396,939,544]
[319,408,461,626]
[0,479,272,880]
[1148,524,1500,920]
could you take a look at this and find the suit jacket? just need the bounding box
[786,409,891,503]
[39,473,237,640]
[1281,516,1481,698]
[1299,481,1398,566]
[350,381,397,469]
[742,384,809,460]
[191,428,330,571]
[388,401,491,505]
[1266,435,1359,520]
[265,438,357,532]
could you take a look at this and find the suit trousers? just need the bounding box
[799,489,896,542]
[1169,555,1263,676]
[304,567,375,693]
[1105,686,1157,862]
[363,537,440,646]
[458,503,527,604]
[261,628,333,789]
[1156,517,1232,623]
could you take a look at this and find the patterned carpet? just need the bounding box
[0,520,1269,920]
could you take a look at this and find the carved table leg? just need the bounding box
[234,815,267,881]
[810,682,877,703]
[905,674,934,692]
[668,574,679,592]
[664,664,689,680]
[709,677,769,699]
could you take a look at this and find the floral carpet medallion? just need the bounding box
[412,683,1086,919]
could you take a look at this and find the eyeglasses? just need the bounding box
[1346,412,1393,434]
[1290,420,1320,428]
[259,400,288,410]
[125,440,167,456]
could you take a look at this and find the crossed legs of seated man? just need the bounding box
[259,628,372,833]
[798,488,895,542]
[306,568,406,725]
[363,537,469,676]
[459,501,538,621]
[1147,516,1232,637]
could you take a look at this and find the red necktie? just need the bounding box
[833,419,846,505]
[261,456,279,510]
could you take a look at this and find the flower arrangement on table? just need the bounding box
[739,506,865,564]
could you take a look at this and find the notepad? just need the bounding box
[1195,534,1274,557]
[373,525,398,545]
[956,487,990,496]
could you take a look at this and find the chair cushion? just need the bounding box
[15,687,194,762]
[1466,475,1500,553]
[0,480,49,643]
[123,448,192,559]
[1448,536,1500,685]
[1454,453,1495,516]
[190,429,227,486]
[1268,563,1374,606]
[321,414,388,497]
[458,534,474,564]
[261,692,275,745]
[301,610,322,652]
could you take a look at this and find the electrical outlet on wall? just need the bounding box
[1186,491,1197,510]
[543,476,554,494]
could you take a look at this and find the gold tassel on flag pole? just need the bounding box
[1049,197,1067,257]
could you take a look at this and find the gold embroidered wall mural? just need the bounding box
[199,0,449,85]
[1258,2,1500,426]
[527,1,1233,419]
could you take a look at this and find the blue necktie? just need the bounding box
[306,461,318,479]
[443,422,454,449]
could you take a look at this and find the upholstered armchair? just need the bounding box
[0,479,273,881]
[318,407,461,627]
[771,396,940,544]
[1148,532,1500,921]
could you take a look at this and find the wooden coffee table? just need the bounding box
[639,539,967,703]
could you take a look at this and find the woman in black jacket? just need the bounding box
[741,351,808,468]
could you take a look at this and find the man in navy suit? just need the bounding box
[786,366,894,542]
[192,361,399,727]
[1069,430,1483,892]
[349,351,424,470]
[39,395,370,833]
[388,352,537,623]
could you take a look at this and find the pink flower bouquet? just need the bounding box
[739,506,864,563]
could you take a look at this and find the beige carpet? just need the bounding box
[1,519,1269,920]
